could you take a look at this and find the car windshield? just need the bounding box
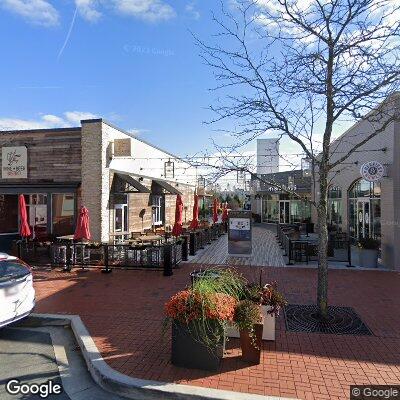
[0,260,30,283]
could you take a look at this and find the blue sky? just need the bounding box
[0,0,229,156]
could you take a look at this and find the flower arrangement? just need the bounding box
[233,300,262,349]
[357,237,380,250]
[243,281,287,316]
[165,289,236,324]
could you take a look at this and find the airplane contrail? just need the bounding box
[57,6,78,61]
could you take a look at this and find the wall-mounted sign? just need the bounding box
[2,146,27,179]
[360,161,385,182]
[228,210,252,256]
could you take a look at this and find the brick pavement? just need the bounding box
[32,264,400,400]
[188,224,285,267]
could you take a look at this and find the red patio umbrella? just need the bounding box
[74,206,91,241]
[222,203,229,223]
[18,194,31,238]
[172,195,184,237]
[212,198,219,224]
[189,194,199,230]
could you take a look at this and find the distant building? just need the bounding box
[256,138,279,174]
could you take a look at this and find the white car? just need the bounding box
[0,253,35,328]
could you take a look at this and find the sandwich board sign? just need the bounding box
[228,210,252,256]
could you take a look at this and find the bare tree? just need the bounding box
[196,0,400,318]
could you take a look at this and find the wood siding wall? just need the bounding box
[0,129,82,185]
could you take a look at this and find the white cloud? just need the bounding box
[0,111,99,131]
[75,0,102,22]
[185,2,200,20]
[2,0,59,26]
[112,0,176,22]
[63,111,99,124]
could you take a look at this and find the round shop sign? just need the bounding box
[360,161,385,182]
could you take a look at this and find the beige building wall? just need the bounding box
[311,96,399,270]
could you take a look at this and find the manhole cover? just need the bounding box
[284,304,373,335]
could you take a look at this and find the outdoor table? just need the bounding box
[56,234,75,241]
[109,232,130,244]
[137,235,163,244]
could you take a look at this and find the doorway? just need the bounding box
[114,204,128,233]
[356,199,371,239]
[279,201,290,224]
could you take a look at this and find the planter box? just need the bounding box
[226,305,276,341]
[351,246,378,268]
[333,248,348,262]
[171,321,224,371]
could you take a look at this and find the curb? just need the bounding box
[30,313,296,400]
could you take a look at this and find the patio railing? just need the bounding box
[16,223,226,274]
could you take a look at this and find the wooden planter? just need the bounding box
[240,323,263,364]
[226,305,276,341]
[171,320,224,371]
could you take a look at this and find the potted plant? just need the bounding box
[226,281,286,341]
[233,300,263,364]
[164,288,236,371]
[356,237,380,268]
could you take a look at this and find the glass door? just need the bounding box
[115,204,128,233]
[279,201,290,224]
[356,199,370,239]
[26,194,48,239]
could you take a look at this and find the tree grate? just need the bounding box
[284,304,373,335]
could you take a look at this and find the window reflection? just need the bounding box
[52,194,75,236]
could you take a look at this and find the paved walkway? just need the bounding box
[188,224,285,267]
[32,264,400,400]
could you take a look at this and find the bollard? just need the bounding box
[163,243,173,276]
[189,232,196,256]
[181,236,188,261]
[101,244,112,273]
[63,243,72,272]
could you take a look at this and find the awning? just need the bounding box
[112,173,151,193]
[152,179,182,195]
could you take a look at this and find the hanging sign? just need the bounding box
[2,146,27,179]
[360,161,384,182]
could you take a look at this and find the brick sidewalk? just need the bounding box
[33,265,400,400]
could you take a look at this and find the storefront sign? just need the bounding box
[360,161,384,182]
[2,146,27,179]
[228,210,252,256]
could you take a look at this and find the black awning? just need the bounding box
[152,179,182,195]
[113,173,151,193]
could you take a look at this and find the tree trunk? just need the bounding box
[317,173,329,319]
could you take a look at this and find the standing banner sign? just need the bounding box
[228,210,252,256]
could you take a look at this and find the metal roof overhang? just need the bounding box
[152,179,182,195]
[113,173,151,193]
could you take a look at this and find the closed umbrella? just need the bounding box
[222,203,229,223]
[172,195,184,237]
[74,206,91,241]
[189,194,199,230]
[19,194,31,238]
[212,198,219,224]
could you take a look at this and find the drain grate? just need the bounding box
[284,304,373,335]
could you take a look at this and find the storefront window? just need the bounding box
[0,195,18,234]
[25,194,48,239]
[152,195,164,226]
[348,179,381,242]
[328,186,342,231]
[262,194,310,224]
[52,194,75,236]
